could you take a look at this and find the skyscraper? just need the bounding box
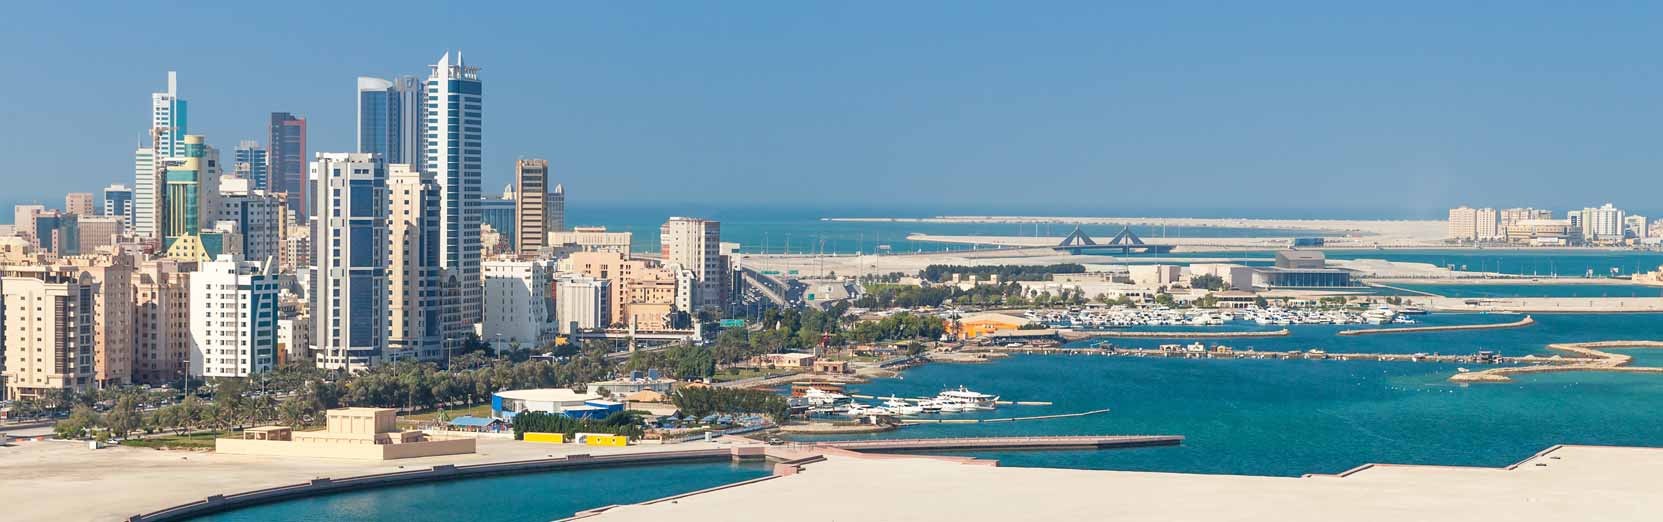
[514,159,550,255]
[425,52,484,324]
[135,72,186,240]
[387,164,446,362]
[269,112,308,220]
[103,184,134,232]
[660,217,722,309]
[65,193,96,216]
[309,153,388,370]
[161,135,221,249]
[551,183,565,233]
[234,140,269,191]
[357,76,424,165]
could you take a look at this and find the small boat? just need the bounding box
[1457,367,1471,373]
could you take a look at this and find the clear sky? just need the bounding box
[4,2,1662,218]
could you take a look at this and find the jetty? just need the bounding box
[1337,316,1534,336]
[810,435,1181,452]
[898,408,1110,425]
[1450,341,1663,383]
[1059,328,1290,341]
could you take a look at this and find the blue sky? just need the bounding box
[4,2,1663,218]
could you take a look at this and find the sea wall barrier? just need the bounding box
[127,449,759,522]
[1336,315,1534,336]
[1449,340,1663,383]
[1059,328,1290,341]
[810,435,1181,452]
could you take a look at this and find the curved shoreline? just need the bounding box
[1449,341,1663,383]
[1060,328,1290,340]
[128,449,769,522]
[1336,316,1534,336]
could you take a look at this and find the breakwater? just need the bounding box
[1449,341,1663,383]
[810,434,1181,452]
[1060,328,1290,341]
[1336,315,1534,336]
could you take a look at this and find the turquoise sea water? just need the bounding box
[803,313,1663,476]
[185,461,770,522]
[1387,283,1663,298]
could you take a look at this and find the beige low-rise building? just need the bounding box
[215,408,475,460]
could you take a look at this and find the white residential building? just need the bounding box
[482,259,556,351]
[554,274,610,335]
[1580,203,1625,242]
[1447,206,1500,241]
[660,217,722,308]
[218,190,284,266]
[309,153,388,370]
[189,255,278,377]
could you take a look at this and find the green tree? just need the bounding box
[55,405,102,440]
[105,394,142,438]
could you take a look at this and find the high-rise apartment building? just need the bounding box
[189,255,278,377]
[134,72,187,241]
[32,210,79,256]
[162,135,222,249]
[65,193,96,217]
[1624,215,1649,240]
[425,52,484,324]
[387,164,446,362]
[554,275,609,335]
[60,252,136,388]
[357,76,424,165]
[1579,203,1625,242]
[1446,206,1499,241]
[660,217,723,308]
[103,184,134,232]
[3,264,96,399]
[309,153,388,370]
[218,190,284,266]
[76,216,123,254]
[132,258,193,385]
[269,112,308,220]
[514,159,551,255]
[234,140,270,191]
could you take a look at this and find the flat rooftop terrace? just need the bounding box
[576,445,1663,522]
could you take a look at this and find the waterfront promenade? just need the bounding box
[571,444,1663,521]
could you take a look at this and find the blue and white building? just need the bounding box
[309,152,388,370]
[425,52,484,324]
[356,75,424,166]
[189,255,279,377]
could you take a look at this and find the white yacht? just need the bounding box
[936,386,999,410]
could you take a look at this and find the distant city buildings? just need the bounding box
[65,193,96,217]
[234,140,269,191]
[514,159,551,255]
[548,226,632,254]
[103,184,133,232]
[269,112,308,220]
[134,72,186,240]
[1446,206,1499,241]
[554,274,610,335]
[1579,203,1625,243]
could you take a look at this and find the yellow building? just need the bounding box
[950,312,1034,339]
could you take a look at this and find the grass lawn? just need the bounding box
[121,431,225,449]
[710,367,782,383]
[402,404,492,422]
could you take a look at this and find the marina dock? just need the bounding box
[898,408,1110,424]
[1060,328,1290,341]
[810,435,1182,452]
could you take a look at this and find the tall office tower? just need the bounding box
[269,112,308,220]
[59,252,135,388]
[234,140,270,191]
[387,164,445,362]
[218,190,284,266]
[660,217,722,309]
[309,153,388,370]
[514,159,550,255]
[551,183,565,233]
[425,52,484,324]
[189,255,278,377]
[357,76,424,165]
[65,193,96,216]
[1579,203,1625,243]
[161,135,222,248]
[131,258,193,385]
[103,184,134,232]
[134,72,187,241]
[3,264,96,399]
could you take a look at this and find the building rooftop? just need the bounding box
[494,388,602,403]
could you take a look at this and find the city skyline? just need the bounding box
[8,3,1663,217]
